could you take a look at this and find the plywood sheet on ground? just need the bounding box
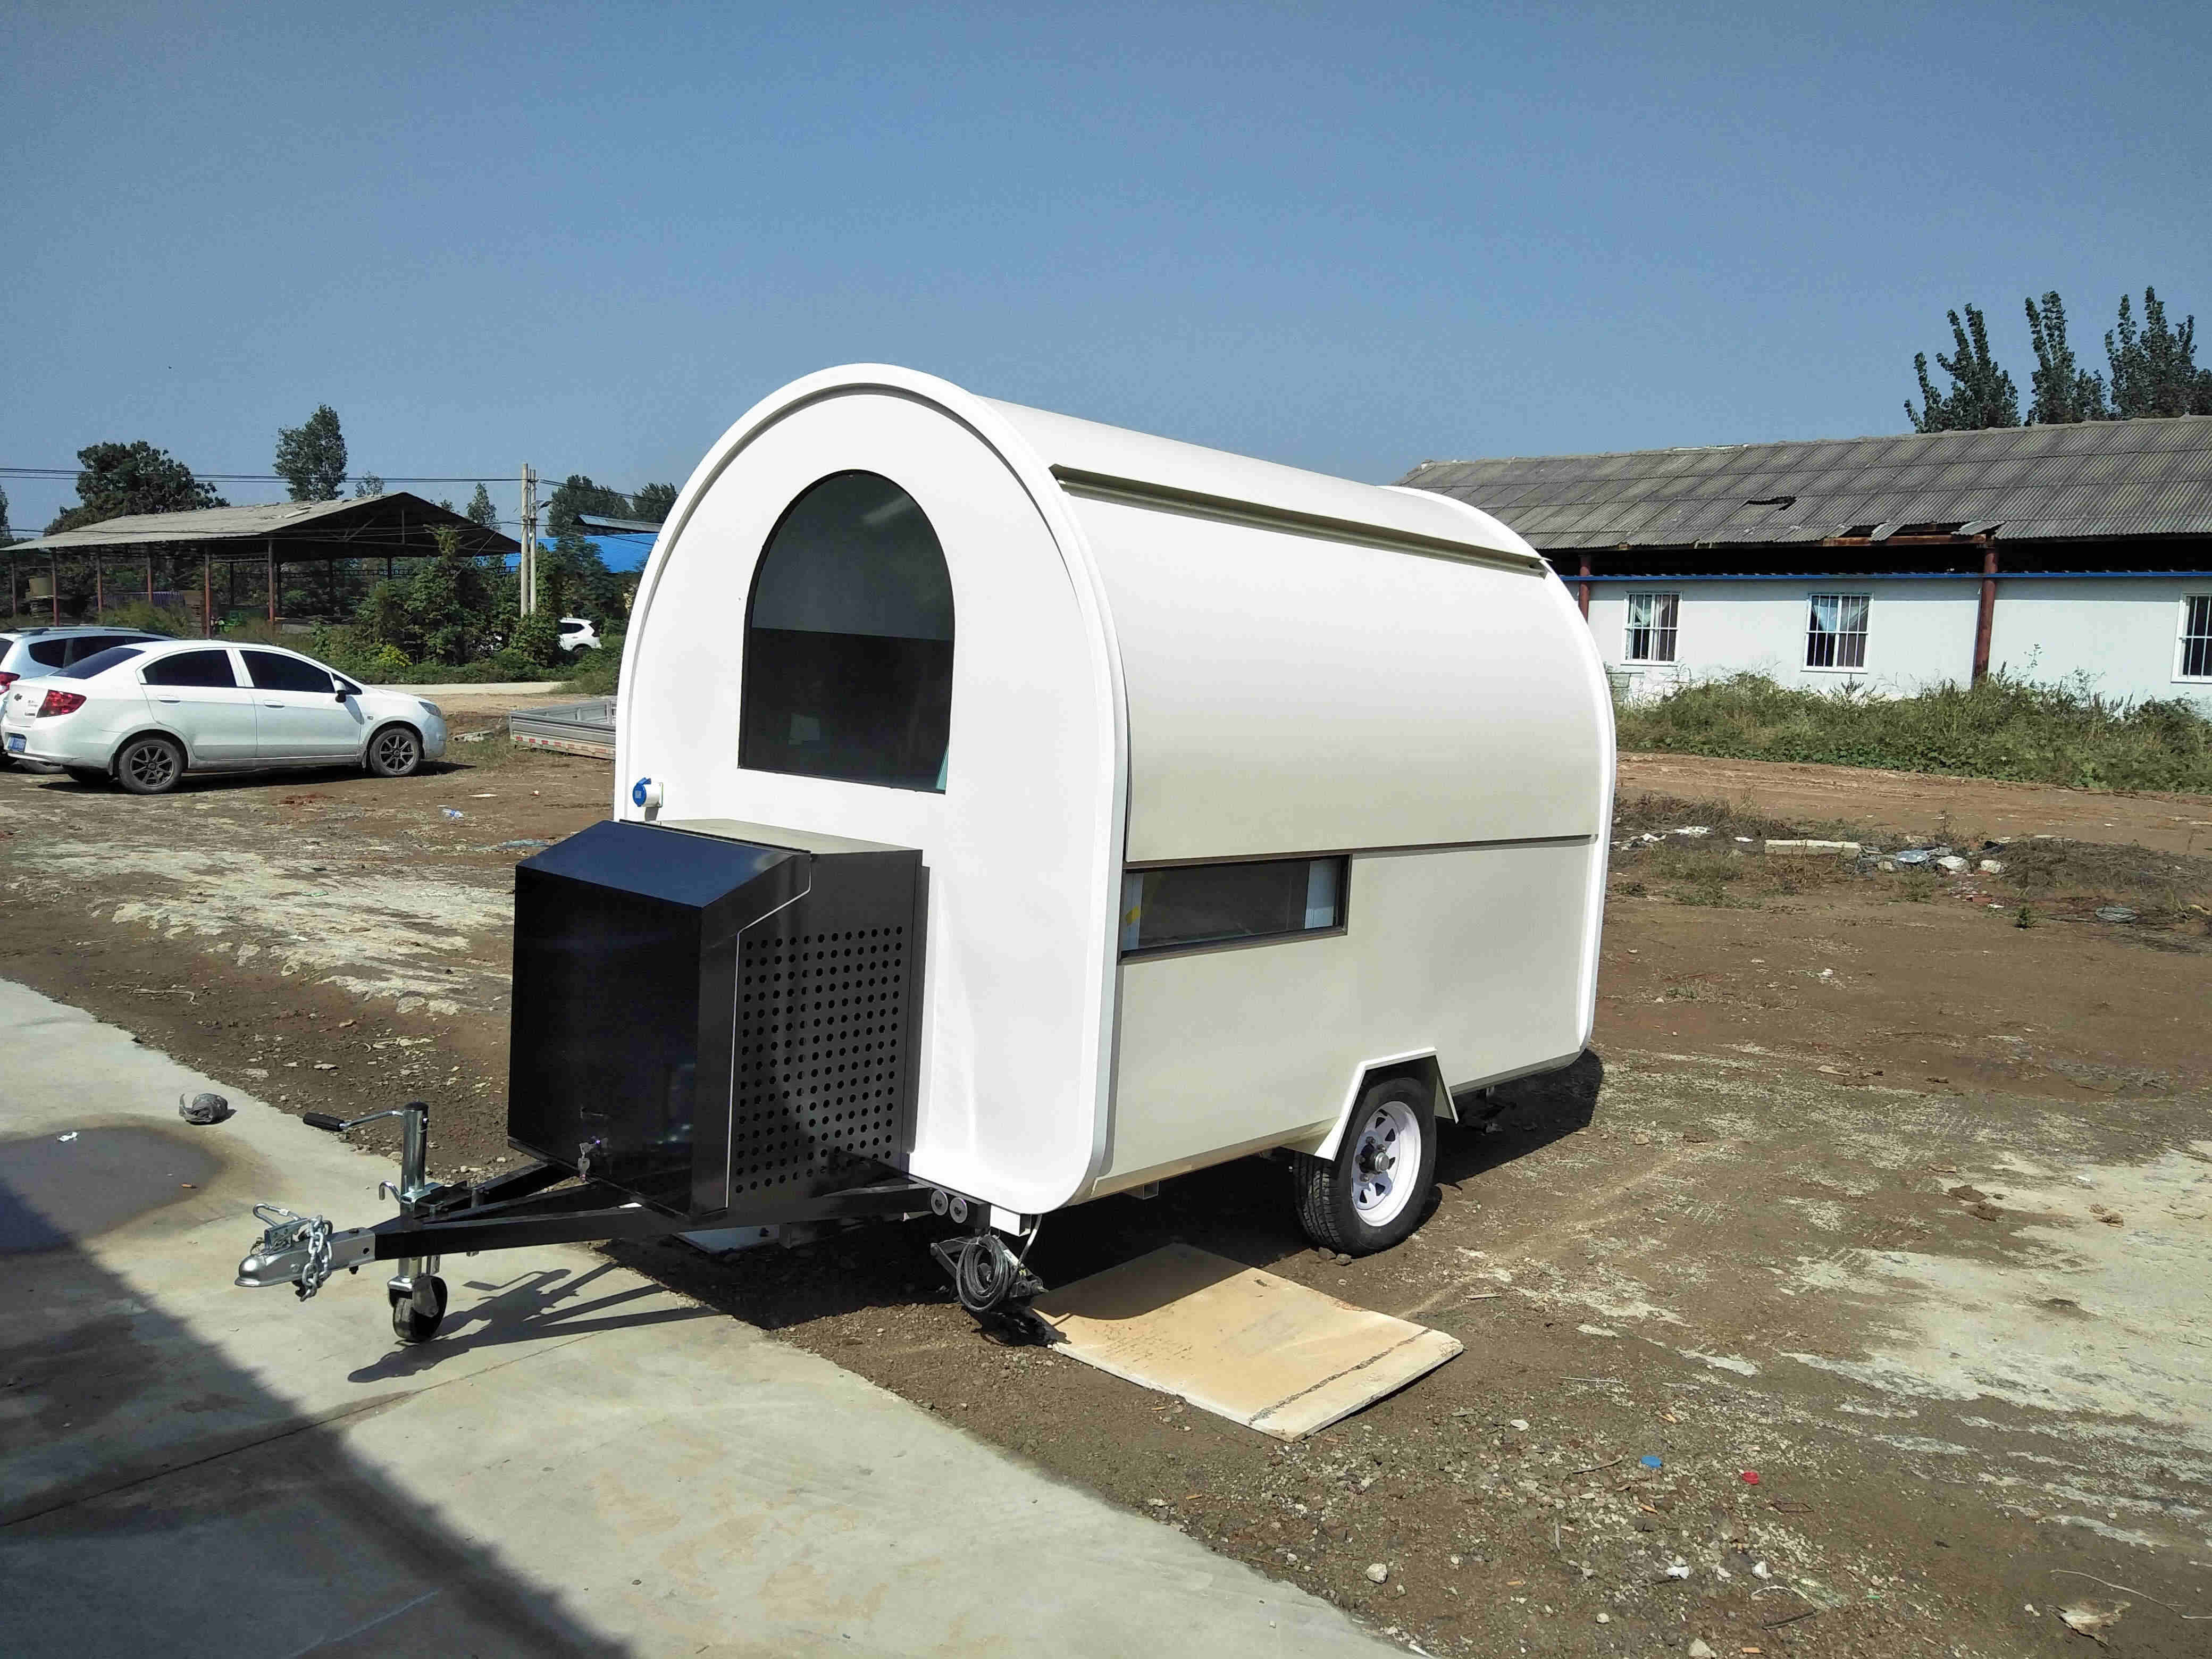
[1033,1243,1462,1440]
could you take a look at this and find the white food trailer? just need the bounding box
[237,365,1612,1341]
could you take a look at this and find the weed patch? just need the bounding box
[1616,672,2212,793]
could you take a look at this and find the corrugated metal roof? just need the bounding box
[4,492,518,556]
[1396,416,2212,549]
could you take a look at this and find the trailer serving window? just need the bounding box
[1119,857,1347,957]
[741,471,956,791]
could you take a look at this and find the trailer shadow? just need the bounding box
[343,1260,716,1384]
[0,1157,625,1657]
[609,1050,1606,1338]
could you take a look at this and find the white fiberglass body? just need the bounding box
[618,366,1613,1219]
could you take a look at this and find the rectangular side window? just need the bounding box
[1119,856,1348,958]
[1624,591,1679,663]
[143,649,238,688]
[1806,593,1869,669]
[2181,595,2212,680]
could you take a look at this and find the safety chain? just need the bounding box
[295,1216,334,1301]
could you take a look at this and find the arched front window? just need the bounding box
[740,472,954,792]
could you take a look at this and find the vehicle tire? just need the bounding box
[114,735,186,796]
[389,1275,448,1344]
[1292,1075,1438,1255]
[64,766,110,788]
[365,724,422,778]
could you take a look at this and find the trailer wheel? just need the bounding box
[1293,1076,1437,1255]
[389,1275,448,1343]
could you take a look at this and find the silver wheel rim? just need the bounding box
[1351,1100,1421,1225]
[124,741,177,790]
[374,730,417,772]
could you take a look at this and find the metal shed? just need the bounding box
[4,492,518,629]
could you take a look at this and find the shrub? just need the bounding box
[99,599,194,636]
[1616,672,2212,793]
[507,610,562,668]
[562,633,624,695]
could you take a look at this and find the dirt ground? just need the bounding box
[1620,752,2212,858]
[2,732,2208,1658]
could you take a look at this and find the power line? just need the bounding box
[0,466,535,484]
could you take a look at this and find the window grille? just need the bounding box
[1805,594,1869,670]
[2181,596,2212,680]
[1624,592,1679,663]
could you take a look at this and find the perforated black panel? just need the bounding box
[731,920,911,1195]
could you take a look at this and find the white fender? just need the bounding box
[1292,1051,1456,1162]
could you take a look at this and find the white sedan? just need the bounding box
[0,639,447,794]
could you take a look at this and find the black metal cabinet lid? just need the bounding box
[518,818,801,907]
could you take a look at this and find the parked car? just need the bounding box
[0,627,175,767]
[0,639,447,794]
[556,616,600,653]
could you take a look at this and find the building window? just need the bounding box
[1119,857,1347,958]
[740,471,955,792]
[1805,593,1870,671]
[2181,596,2212,680]
[1624,591,1679,663]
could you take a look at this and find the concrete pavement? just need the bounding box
[0,979,1395,1658]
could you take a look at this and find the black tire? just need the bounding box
[65,765,110,788]
[1292,1075,1438,1255]
[365,724,422,778]
[389,1275,448,1343]
[114,735,185,795]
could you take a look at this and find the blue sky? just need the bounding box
[5,2,2207,539]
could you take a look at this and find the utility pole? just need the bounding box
[518,464,539,616]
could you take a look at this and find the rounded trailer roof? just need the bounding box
[977,395,1545,574]
[635,364,1610,860]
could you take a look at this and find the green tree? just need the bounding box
[2105,288,2212,418]
[2023,292,2108,424]
[538,530,610,619]
[356,525,496,664]
[544,473,633,537]
[411,526,489,662]
[507,609,562,667]
[629,481,678,523]
[1906,304,2020,431]
[45,441,225,533]
[0,482,10,540]
[273,405,348,500]
[465,482,499,528]
[352,473,386,499]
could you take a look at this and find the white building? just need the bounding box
[1400,417,2212,708]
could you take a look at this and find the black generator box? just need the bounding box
[507,819,925,1218]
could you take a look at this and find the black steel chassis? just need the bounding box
[233,1101,1035,1342]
